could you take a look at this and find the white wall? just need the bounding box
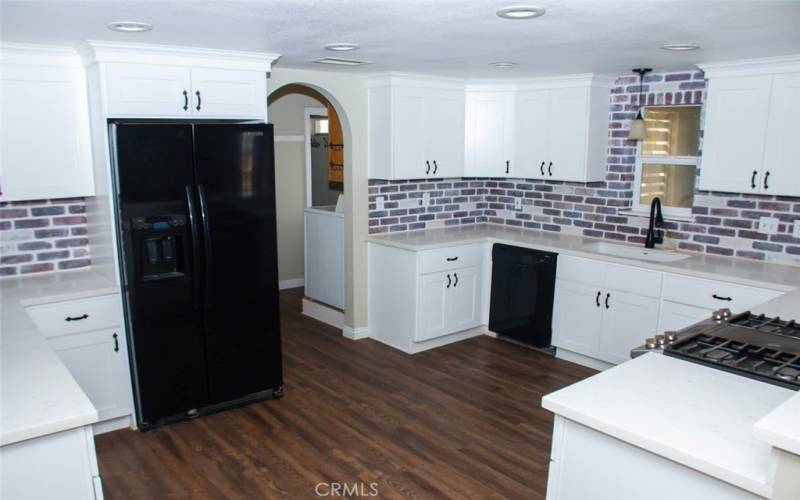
[268,68,369,333]
[268,92,325,285]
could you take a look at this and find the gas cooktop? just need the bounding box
[662,311,800,390]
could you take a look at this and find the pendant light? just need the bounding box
[628,68,652,140]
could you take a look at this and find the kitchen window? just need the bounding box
[632,105,701,219]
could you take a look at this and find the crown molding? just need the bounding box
[76,40,281,72]
[698,55,800,78]
[0,42,83,67]
[364,71,468,90]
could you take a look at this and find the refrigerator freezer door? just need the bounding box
[193,123,283,404]
[115,123,208,427]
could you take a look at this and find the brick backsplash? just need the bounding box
[368,70,800,267]
[0,198,91,277]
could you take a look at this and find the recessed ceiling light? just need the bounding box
[496,6,546,19]
[107,21,153,33]
[313,57,372,67]
[490,62,517,69]
[661,43,701,51]
[324,43,360,52]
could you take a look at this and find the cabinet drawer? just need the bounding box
[419,244,483,274]
[556,255,606,286]
[604,263,662,298]
[662,274,782,312]
[26,294,121,339]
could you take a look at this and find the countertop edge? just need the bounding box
[0,407,98,447]
[753,392,800,456]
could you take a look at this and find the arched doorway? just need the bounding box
[268,83,350,330]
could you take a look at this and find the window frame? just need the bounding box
[631,105,701,219]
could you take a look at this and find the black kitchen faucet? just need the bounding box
[644,197,664,249]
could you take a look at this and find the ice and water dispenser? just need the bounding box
[131,214,188,281]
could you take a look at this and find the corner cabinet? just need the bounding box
[368,242,484,353]
[464,88,516,177]
[78,41,279,121]
[367,75,466,180]
[698,57,800,196]
[514,79,612,182]
[0,45,95,202]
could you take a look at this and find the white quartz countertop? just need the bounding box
[0,270,118,446]
[542,353,795,498]
[368,224,800,291]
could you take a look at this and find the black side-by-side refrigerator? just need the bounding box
[112,122,283,430]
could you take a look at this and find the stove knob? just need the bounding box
[665,331,678,343]
[655,335,667,348]
[720,308,732,319]
[645,338,657,349]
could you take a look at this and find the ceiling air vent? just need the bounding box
[312,57,372,66]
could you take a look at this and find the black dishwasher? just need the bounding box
[489,244,557,349]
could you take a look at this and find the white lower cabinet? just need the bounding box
[658,301,712,334]
[25,295,132,426]
[369,242,484,353]
[553,255,662,366]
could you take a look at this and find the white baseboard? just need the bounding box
[302,298,344,329]
[92,415,133,435]
[342,325,370,340]
[554,348,612,371]
[279,278,305,290]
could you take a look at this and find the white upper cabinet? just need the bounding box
[368,75,466,179]
[464,89,516,177]
[698,57,800,196]
[762,72,800,196]
[513,79,611,182]
[79,41,278,120]
[0,46,94,202]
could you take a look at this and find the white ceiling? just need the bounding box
[2,0,799,78]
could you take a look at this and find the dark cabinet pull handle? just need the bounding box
[605,293,610,309]
[540,161,545,176]
[453,272,458,287]
[712,294,733,301]
[65,314,88,322]
[433,160,438,175]
[751,170,758,189]
[596,291,601,307]
[426,161,431,175]
[764,171,770,190]
[446,274,451,288]
[195,90,202,111]
[548,162,553,176]
[182,90,189,111]
[446,256,458,262]
[505,160,510,174]
[113,333,119,352]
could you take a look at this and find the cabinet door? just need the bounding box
[698,75,772,194]
[548,87,590,181]
[190,68,267,119]
[416,272,449,342]
[105,63,192,117]
[48,328,132,422]
[515,90,550,179]
[0,65,94,201]
[447,266,481,333]
[465,92,515,177]
[426,89,465,178]
[552,279,604,358]
[658,301,712,333]
[599,290,660,364]
[393,87,429,179]
[761,72,800,196]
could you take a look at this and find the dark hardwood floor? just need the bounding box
[96,288,595,499]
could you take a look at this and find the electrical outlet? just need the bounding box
[376,196,385,211]
[422,192,431,206]
[793,220,800,239]
[514,198,522,210]
[758,216,779,235]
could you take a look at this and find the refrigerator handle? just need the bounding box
[185,185,202,311]
[198,184,212,310]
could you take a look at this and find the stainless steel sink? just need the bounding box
[581,241,691,263]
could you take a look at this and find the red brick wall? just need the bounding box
[0,198,91,277]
